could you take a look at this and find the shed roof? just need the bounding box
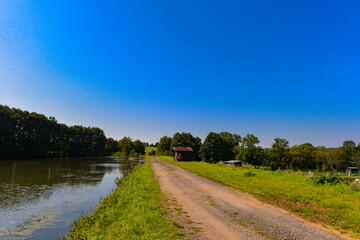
[223,160,242,164]
[172,147,193,152]
[347,167,359,169]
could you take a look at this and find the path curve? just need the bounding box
[151,157,347,240]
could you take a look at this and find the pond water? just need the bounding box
[0,157,133,239]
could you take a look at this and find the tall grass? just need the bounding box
[66,160,182,240]
[159,156,360,238]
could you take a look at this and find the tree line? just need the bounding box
[157,132,360,171]
[0,105,109,159]
[0,105,151,159]
[109,137,146,158]
[2,105,359,168]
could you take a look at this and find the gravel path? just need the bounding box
[152,157,348,240]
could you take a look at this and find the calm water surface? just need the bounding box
[0,157,133,240]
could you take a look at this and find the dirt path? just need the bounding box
[151,157,347,240]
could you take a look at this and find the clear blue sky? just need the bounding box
[1,0,359,147]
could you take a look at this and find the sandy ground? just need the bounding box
[151,157,348,240]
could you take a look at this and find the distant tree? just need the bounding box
[129,149,138,158]
[118,137,134,157]
[353,144,360,170]
[290,143,316,170]
[0,105,107,159]
[234,146,245,160]
[219,132,241,148]
[242,134,259,148]
[241,134,264,167]
[343,140,357,166]
[149,149,156,155]
[268,138,290,169]
[243,146,265,168]
[105,138,119,154]
[171,132,202,160]
[328,147,347,171]
[158,136,172,156]
[154,142,159,147]
[133,140,145,155]
[315,146,330,171]
[200,132,232,163]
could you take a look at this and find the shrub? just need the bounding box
[244,171,256,177]
[311,174,350,185]
[270,162,278,171]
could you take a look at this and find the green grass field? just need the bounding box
[159,156,360,238]
[66,158,183,240]
[145,147,157,155]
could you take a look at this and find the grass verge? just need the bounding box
[158,156,360,238]
[145,147,157,155]
[66,158,183,240]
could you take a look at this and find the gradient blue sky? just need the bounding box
[1,0,359,147]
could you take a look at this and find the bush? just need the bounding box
[270,162,278,171]
[149,150,156,155]
[311,174,350,185]
[244,171,256,177]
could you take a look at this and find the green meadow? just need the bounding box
[145,147,157,155]
[66,158,182,240]
[158,156,360,238]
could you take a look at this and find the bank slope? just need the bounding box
[66,160,183,240]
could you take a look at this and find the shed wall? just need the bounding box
[174,151,193,161]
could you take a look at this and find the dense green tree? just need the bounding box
[157,136,172,155]
[353,144,360,169]
[118,137,134,157]
[219,132,241,160]
[105,138,118,154]
[328,147,347,171]
[219,132,241,148]
[242,134,259,148]
[171,132,202,160]
[315,146,329,170]
[240,134,264,167]
[234,146,245,160]
[343,140,357,166]
[243,146,265,168]
[289,143,316,170]
[200,132,232,163]
[133,140,145,155]
[0,105,107,159]
[268,138,290,169]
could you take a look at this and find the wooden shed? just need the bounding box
[223,160,243,167]
[172,147,193,161]
[346,167,359,176]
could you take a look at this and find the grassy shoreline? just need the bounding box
[158,156,360,238]
[66,158,182,240]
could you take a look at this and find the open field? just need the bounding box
[145,147,157,155]
[66,159,182,240]
[158,156,360,238]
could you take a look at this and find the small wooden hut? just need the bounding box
[172,147,193,161]
[346,167,359,176]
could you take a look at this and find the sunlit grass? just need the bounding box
[159,156,360,237]
[145,147,157,155]
[66,158,182,240]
